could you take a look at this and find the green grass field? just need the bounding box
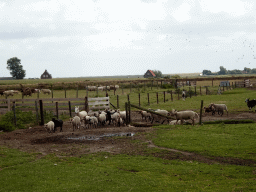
[0,123,256,191]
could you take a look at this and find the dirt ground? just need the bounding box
[0,111,256,165]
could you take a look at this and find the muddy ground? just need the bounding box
[0,111,256,166]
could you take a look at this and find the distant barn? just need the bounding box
[144,70,156,78]
[40,70,52,79]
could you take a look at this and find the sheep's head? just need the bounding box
[171,109,177,115]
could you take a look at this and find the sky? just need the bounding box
[0,0,255,78]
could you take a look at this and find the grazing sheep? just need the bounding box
[51,118,63,132]
[71,116,81,131]
[41,89,51,95]
[139,110,152,121]
[3,90,14,97]
[44,121,55,132]
[171,109,199,125]
[87,86,97,91]
[245,98,256,112]
[209,103,228,116]
[150,109,170,124]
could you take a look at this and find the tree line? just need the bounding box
[203,66,256,75]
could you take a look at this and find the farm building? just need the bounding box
[40,70,52,79]
[144,70,156,78]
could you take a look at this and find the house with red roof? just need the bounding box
[144,70,156,78]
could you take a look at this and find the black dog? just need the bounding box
[52,118,63,132]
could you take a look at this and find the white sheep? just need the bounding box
[171,109,199,125]
[97,87,104,91]
[97,113,106,125]
[3,90,15,97]
[209,103,228,116]
[111,112,121,126]
[150,109,170,124]
[44,121,55,132]
[71,116,81,131]
[169,120,184,125]
[75,106,88,121]
[41,89,51,95]
[139,110,152,121]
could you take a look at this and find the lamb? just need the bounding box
[209,103,228,116]
[70,116,81,131]
[245,98,256,112]
[44,121,55,132]
[51,118,63,132]
[41,89,51,95]
[139,110,152,121]
[171,109,199,125]
[169,120,184,125]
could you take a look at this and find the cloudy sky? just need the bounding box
[0,0,255,78]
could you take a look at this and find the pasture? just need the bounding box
[0,80,256,191]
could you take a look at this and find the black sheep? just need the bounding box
[51,118,63,132]
[245,98,256,112]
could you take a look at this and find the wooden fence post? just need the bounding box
[127,94,130,102]
[189,87,191,98]
[13,101,16,126]
[199,100,203,125]
[85,97,88,112]
[86,86,89,97]
[7,99,11,112]
[55,102,58,119]
[171,90,173,101]
[35,100,39,125]
[156,92,159,104]
[39,100,44,126]
[68,101,72,117]
[51,86,53,103]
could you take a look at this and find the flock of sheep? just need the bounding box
[0,89,52,97]
[44,106,127,132]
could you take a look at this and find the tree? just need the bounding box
[202,70,212,75]
[7,57,26,79]
[152,70,163,78]
[218,66,227,75]
[244,67,251,74]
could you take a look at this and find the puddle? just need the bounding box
[65,132,135,141]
